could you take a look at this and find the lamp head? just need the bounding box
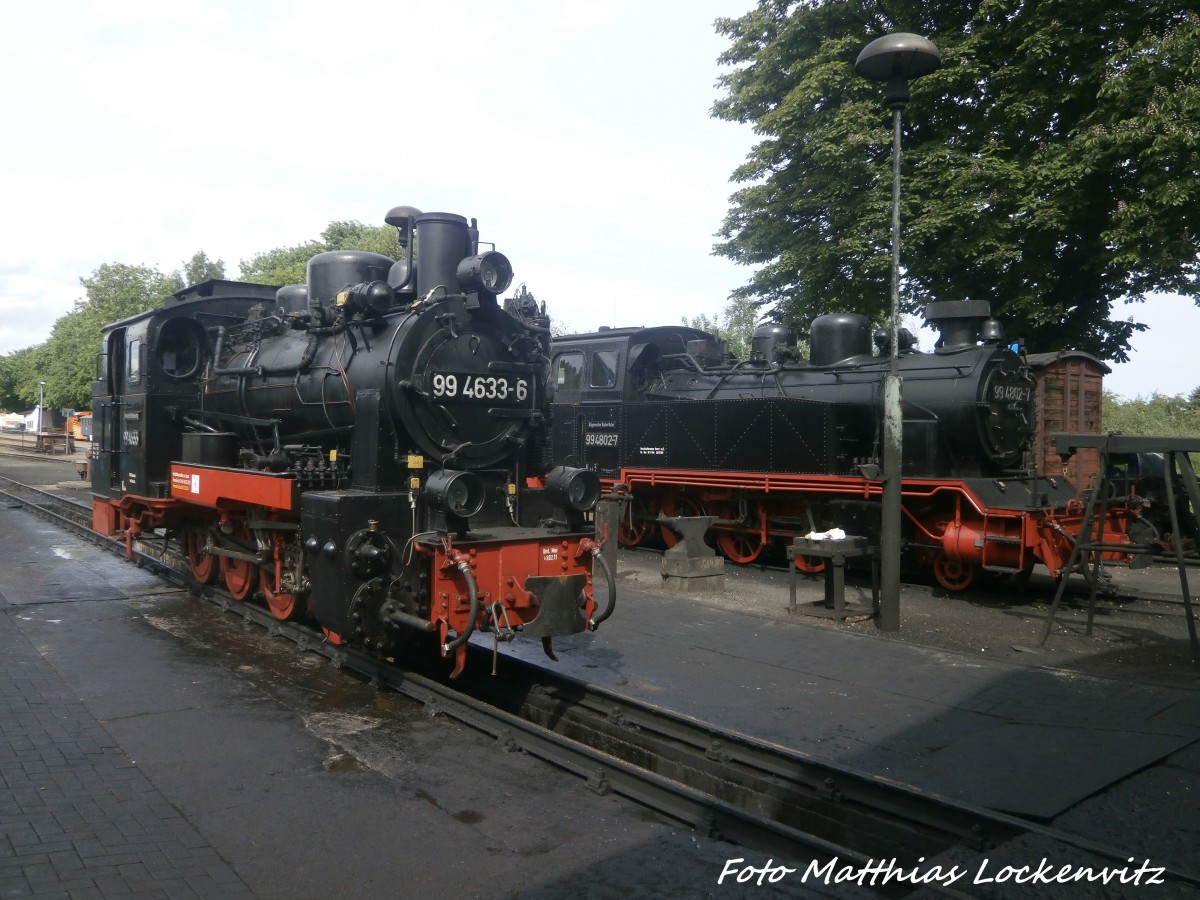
[855,33,941,108]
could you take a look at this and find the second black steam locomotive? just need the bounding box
[90,206,610,676]
[550,300,1130,589]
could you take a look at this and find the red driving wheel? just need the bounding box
[185,528,217,585]
[260,566,303,620]
[617,498,649,548]
[933,553,978,592]
[219,524,257,601]
[716,529,764,565]
[792,554,827,575]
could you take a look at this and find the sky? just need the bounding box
[0,0,1193,401]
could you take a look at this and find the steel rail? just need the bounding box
[4,476,1198,892]
[0,476,94,530]
[458,661,1017,857]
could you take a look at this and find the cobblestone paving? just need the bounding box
[0,609,252,899]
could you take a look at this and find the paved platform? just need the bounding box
[523,589,1199,818]
[0,509,253,898]
[1,608,252,898]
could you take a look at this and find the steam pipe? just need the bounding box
[589,548,616,628]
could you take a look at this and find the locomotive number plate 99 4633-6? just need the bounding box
[430,372,530,403]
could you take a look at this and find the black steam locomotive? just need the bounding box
[550,301,1122,590]
[90,207,610,676]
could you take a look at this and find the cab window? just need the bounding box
[128,339,142,383]
[555,352,583,390]
[589,350,618,389]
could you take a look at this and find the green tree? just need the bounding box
[239,221,398,286]
[0,347,38,412]
[683,296,759,359]
[722,294,758,360]
[169,251,226,291]
[78,263,179,325]
[35,317,91,410]
[1103,390,1200,437]
[713,1,1200,362]
[320,221,400,258]
[237,242,321,288]
[16,261,228,411]
[13,264,175,410]
[8,220,398,410]
[47,264,181,409]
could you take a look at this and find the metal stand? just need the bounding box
[788,536,880,620]
[659,516,725,593]
[1039,433,1200,667]
[595,483,629,579]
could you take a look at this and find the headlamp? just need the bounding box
[544,466,600,512]
[456,251,513,295]
[422,470,485,518]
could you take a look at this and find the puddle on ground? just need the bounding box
[51,547,88,560]
[143,615,195,641]
[304,711,383,740]
[322,745,372,773]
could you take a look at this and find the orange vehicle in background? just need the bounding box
[66,411,93,443]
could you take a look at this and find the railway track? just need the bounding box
[0,430,79,458]
[0,475,93,529]
[4,473,1198,893]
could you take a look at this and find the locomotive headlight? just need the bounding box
[456,252,513,295]
[423,470,486,518]
[545,466,600,512]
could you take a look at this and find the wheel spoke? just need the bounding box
[618,499,649,547]
[716,529,763,565]
[793,554,826,575]
[219,523,257,601]
[934,553,977,591]
[260,566,302,620]
[186,529,216,585]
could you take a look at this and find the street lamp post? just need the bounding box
[854,33,940,632]
[36,380,46,452]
